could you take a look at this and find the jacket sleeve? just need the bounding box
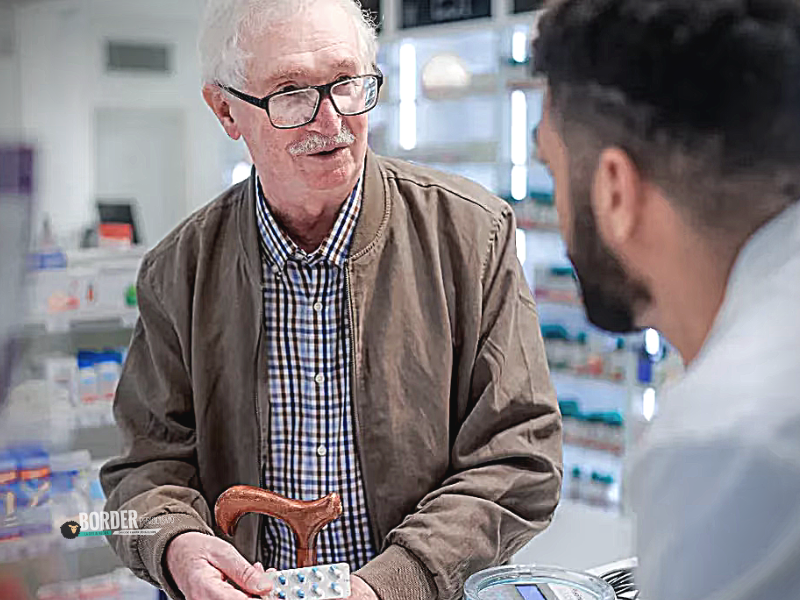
[357,207,563,600]
[99,257,214,599]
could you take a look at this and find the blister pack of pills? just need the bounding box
[266,563,351,600]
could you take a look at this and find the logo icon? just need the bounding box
[60,521,81,539]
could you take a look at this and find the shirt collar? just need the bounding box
[698,200,800,356]
[721,200,800,313]
[255,174,363,271]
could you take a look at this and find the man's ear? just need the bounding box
[203,84,242,140]
[592,148,644,249]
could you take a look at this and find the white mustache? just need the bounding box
[288,126,355,156]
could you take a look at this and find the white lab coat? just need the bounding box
[628,201,800,600]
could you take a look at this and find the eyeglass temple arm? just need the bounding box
[216,83,268,108]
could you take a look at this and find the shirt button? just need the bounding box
[316,445,327,457]
[314,373,325,384]
[313,302,323,312]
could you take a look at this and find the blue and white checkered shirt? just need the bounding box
[255,175,376,570]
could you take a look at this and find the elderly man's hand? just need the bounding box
[165,531,273,599]
[347,575,379,600]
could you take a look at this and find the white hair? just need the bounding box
[199,0,378,88]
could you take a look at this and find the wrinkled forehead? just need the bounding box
[243,3,365,88]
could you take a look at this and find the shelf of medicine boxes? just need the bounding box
[555,365,638,514]
[9,250,140,456]
[0,536,130,592]
[508,193,561,233]
[0,454,128,585]
[539,311,654,514]
[0,523,116,566]
[0,252,140,572]
[0,415,125,568]
[23,248,143,335]
[535,275,643,463]
[0,455,127,580]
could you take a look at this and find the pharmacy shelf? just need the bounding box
[564,437,625,458]
[535,293,584,308]
[506,76,547,91]
[24,308,138,335]
[0,532,111,566]
[1,408,121,459]
[549,367,628,388]
[552,371,631,400]
[382,73,501,102]
[395,141,499,165]
[69,422,124,460]
[0,540,127,593]
[516,218,560,233]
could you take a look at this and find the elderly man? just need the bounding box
[100,1,561,600]
[534,1,800,599]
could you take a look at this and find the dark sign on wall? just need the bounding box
[512,0,545,13]
[401,0,491,29]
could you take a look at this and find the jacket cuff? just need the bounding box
[356,544,438,600]
[137,513,214,600]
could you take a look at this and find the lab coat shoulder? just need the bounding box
[629,225,800,600]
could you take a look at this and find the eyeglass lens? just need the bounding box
[268,76,379,128]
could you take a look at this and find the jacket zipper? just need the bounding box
[344,262,379,552]
[254,294,266,562]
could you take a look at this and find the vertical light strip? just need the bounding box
[516,228,527,265]
[399,101,417,151]
[399,42,417,151]
[399,42,417,102]
[511,90,528,200]
[643,388,657,421]
[511,165,528,201]
[512,30,528,64]
[645,328,661,357]
[511,90,528,165]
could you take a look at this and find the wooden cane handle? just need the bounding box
[215,486,342,567]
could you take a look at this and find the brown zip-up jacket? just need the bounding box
[100,150,562,600]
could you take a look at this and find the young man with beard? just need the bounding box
[534,1,800,599]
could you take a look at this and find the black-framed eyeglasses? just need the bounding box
[218,72,384,129]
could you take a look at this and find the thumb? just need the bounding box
[210,545,272,595]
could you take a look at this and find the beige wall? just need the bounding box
[15,0,247,246]
[0,4,21,137]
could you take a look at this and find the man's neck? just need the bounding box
[270,200,342,253]
[260,180,356,253]
[643,241,738,366]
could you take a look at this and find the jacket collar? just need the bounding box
[352,148,389,258]
[237,148,388,282]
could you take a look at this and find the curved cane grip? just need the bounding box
[215,485,342,567]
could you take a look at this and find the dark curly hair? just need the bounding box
[534,0,800,237]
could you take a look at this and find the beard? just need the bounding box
[567,176,652,334]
